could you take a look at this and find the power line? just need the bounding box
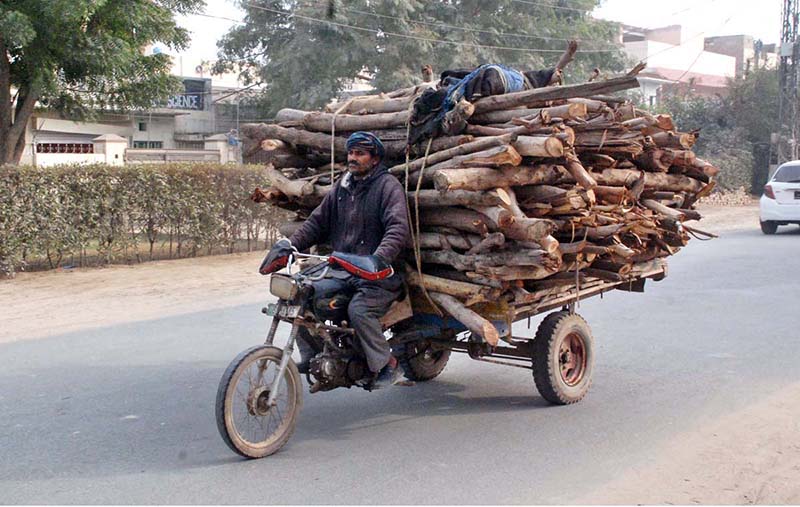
[508,0,590,13]
[297,0,619,47]
[237,1,620,53]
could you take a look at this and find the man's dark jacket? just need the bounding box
[289,164,410,263]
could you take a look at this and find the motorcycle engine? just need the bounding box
[309,354,368,391]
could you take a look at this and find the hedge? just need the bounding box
[0,163,287,276]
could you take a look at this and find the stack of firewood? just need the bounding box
[243,68,718,345]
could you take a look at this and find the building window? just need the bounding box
[132,141,163,149]
[36,143,94,154]
[138,122,147,132]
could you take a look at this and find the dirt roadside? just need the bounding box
[7,203,799,504]
[0,204,761,345]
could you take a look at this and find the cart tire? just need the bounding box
[532,311,594,405]
[215,345,302,459]
[760,220,778,234]
[397,341,451,381]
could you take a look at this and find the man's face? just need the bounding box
[347,148,379,176]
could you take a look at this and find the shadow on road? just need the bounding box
[0,354,551,481]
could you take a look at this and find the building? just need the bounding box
[618,25,778,106]
[620,24,737,105]
[704,35,779,77]
[19,47,261,166]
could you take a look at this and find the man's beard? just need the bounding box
[348,161,374,176]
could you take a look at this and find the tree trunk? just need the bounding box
[512,135,566,157]
[411,189,504,207]
[433,164,569,192]
[592,168,705,193]
[2,83,38,165]
[472,74,641,115]
[404,268,498,306]
[418,207,497,235]
[276,107,410,132]
[472,103,588,125]
[389,134,513,175]
[428,292,500,346]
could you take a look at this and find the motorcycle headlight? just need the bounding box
[270,274,298,300]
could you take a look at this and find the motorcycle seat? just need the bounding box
[329,252,394,281]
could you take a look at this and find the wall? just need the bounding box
[624,40,736,79]
[130,115,177,149]
[34,153,106,167]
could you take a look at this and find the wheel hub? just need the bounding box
[247,386,272,416]
[559,332,586,386]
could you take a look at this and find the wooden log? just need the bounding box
[276,108,410,132]
[592,168,705,194]
[418,231,486,251]
[466,232,506,254]
[472,103,588,125]
[477,264,560,281]
[242,123,474,161]
[472,75,641,114]
[327,95,413,115]
[424,145,523,173]
[651,131,697,149]
[641,198,686,221]
[470,204,555,241]
[428,292,500,346]
[389,134,513,175]
[635,148,671,172]
[411,189,505,207]
[593,185,629,205]
[419,208,496,235]
[433,164,568,192]
[265,166,329,207]
[512,135,566,157]
[565,153,597,190]
[405,268,496,306]
[421,249,555,270]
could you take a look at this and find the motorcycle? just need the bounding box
[215,247,662,458]
[215,251,450,458]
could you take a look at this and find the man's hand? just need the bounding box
[259,239,296,275]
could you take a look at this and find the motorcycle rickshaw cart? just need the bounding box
[216,252,667,458]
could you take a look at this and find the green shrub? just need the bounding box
[0,163,286,276]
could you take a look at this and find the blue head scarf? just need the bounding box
[346,131,385,160]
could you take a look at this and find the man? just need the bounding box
[261,131,410,388]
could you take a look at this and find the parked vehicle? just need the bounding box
[760,161,800,234]
[215,252,666,459]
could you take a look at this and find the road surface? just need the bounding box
[1,223,798,503]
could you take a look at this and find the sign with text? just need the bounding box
[167,79,207,111]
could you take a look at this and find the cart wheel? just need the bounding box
[397,340,451,381]
[531,311,594,405]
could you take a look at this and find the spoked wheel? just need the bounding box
[531,311,594,405]
[215,345,303,458]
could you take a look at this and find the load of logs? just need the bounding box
[244,66,718,346]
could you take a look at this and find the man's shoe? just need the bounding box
[371,357,406,389]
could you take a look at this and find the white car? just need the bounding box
[759,160,800,234]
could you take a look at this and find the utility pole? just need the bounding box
[778,0,799,163]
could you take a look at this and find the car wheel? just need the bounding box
[760,220,778,235]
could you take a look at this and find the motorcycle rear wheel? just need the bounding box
[215,345,303,458]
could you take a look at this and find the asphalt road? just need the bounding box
[1,225,799,504]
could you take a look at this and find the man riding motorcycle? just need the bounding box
[259,131,411,389]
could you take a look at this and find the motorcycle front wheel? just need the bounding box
[215,345,303,458]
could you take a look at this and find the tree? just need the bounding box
[214,0,628,117]
[0,0,204,165]
[659,68,780,191]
